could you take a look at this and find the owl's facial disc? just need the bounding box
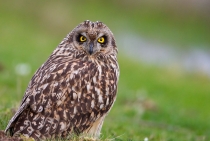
[72,21,117,56]
[76,31,108,55]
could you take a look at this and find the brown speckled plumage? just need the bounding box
[5,20,119,140]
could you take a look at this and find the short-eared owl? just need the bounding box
[5,20,119,140]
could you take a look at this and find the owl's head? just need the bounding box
[65,20,117,57]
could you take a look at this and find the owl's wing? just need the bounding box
[5,53,78,132]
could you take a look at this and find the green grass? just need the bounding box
[0,1,210,141]
[103,57,210,140]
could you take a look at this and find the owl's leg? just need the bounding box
[85,115,106,138]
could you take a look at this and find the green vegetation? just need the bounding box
[0,1,210,140]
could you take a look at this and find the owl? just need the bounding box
[5,20,119,140]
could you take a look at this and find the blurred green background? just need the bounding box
[0,0,210,140]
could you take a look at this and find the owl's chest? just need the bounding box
[70,61,118,94]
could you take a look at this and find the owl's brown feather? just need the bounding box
[5,20,119,140]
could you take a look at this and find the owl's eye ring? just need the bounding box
[97,37,105,44]
[79,35,86,42]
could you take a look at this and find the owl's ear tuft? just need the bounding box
[91,23,94,28]
[96,21,103,27]
[84,20,90,26]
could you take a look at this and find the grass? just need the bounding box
[0,1,210,141]
[106,57,210,140]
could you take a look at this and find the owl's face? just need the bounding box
[70,20,117,57]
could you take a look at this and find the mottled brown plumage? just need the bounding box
[5,20,119,140]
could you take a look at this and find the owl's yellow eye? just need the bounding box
[98,37,105,43]
[80,35,86,42]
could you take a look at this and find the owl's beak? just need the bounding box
[89,42,94,55]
